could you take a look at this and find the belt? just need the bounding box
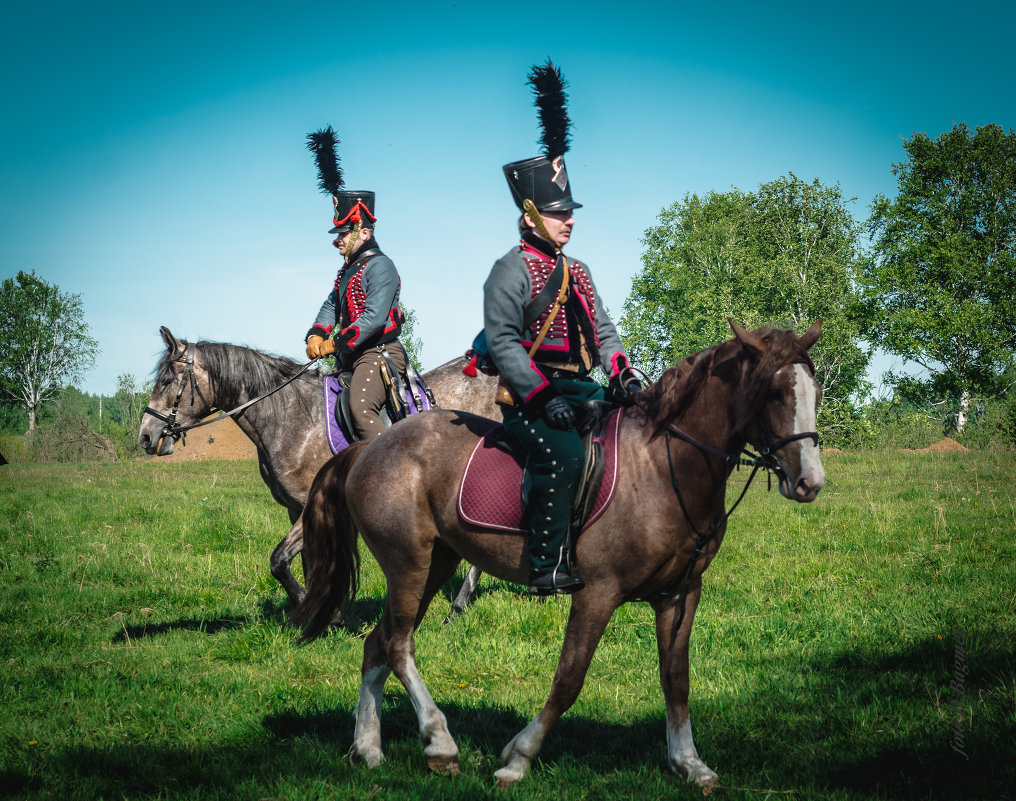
[537,361,581,373]
[538,364,592,381]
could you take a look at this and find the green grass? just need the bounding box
[1,452,1014,800]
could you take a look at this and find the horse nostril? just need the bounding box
[795,477,822,500]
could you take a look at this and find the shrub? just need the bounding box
[0,431,27,464]
[957,394,1016,450]
[853,399,945,450]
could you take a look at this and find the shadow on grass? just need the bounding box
[702,627,1015,799]
[262,624,1015,799]
[11,628,1013,800]
[112,615,248,642]
[258,596,292,625]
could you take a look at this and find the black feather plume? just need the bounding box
[527,60,572,158]
[306,125,343,196]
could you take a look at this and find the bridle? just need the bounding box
[654,357,819,625]
[143,342,314,451]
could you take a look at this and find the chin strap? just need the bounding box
[523,199,561,256]
[343,220,363,260]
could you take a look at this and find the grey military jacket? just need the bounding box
[307,245,403,358]
[483,237,629,413]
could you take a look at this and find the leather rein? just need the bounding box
[656,357,819,627]
[143,342,315,450]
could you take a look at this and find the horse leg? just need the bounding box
[399,544,462,772]
[494,594,617,788]
[653,581,718,789]
[443,564,482,625]
[271,518,306,606]
[351,615,392,768]
[353,542,462,773]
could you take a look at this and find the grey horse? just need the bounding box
[139,326,494,615]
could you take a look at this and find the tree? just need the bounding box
[106,374,153,459]
[399,304,425,369]
[621,174,870,439]
[0,271,99,433]
[861,123,1016,417]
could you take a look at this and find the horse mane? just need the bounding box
[635,326,815,437]
[155,339,312,410]
[636,347,716,435]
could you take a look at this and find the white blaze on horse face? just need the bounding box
[789,363,824,501]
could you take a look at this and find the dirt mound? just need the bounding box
[159,417,257,461]
[903,437,971,454]
[923,437,971,452]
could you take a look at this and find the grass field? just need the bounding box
[1,450,1014,800]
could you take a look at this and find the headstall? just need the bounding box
[143,343,314,451]
[656,357,819,626]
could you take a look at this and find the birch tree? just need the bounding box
[0,271,99,433]
[621,174,869,437]
[861,123,1016,428]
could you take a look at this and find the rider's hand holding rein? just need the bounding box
[306,335,336,359]
[543,396,576,431]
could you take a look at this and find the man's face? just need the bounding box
[528,209,575,249]
[333,227,370,260]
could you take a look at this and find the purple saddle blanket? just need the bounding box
[456,408,623,533]
[324,373,434,454]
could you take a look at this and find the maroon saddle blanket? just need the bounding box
[456,408,623,533]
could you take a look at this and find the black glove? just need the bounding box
[543,396,576,431]
[606,373,643,407]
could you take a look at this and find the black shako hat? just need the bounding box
[306,126,378,233]
[503,60,582,213]
[328,191,376,234]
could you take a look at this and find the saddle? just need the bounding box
[323,352,435,454]
[457,403,623,534]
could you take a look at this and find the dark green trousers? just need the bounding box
[501,376,604,577]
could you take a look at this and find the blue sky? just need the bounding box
[2,1,1013,395]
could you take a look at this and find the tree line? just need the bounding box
[0,376,151,463]
[2,122,1014,459]
[619,122,1015,447]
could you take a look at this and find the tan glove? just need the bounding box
[306,335,336,359]
[306,335,324,359]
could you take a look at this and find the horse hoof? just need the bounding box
[693,767,718,792]
[494,765,526,789]
[349,746,384,768]
[426,755,460,775]
[670,758,718,792]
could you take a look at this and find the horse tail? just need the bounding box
[293,440,370,643]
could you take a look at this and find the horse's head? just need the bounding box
[138,326,215,456]
[730,319,825,503]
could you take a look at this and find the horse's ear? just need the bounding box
[799,319,823,351]
[728,318,764,358]
[160,326,181,354]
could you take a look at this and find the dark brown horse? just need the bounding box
[138,327,496,608]
[293,320,825,789]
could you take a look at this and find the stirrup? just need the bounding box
[528,570,585,596]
